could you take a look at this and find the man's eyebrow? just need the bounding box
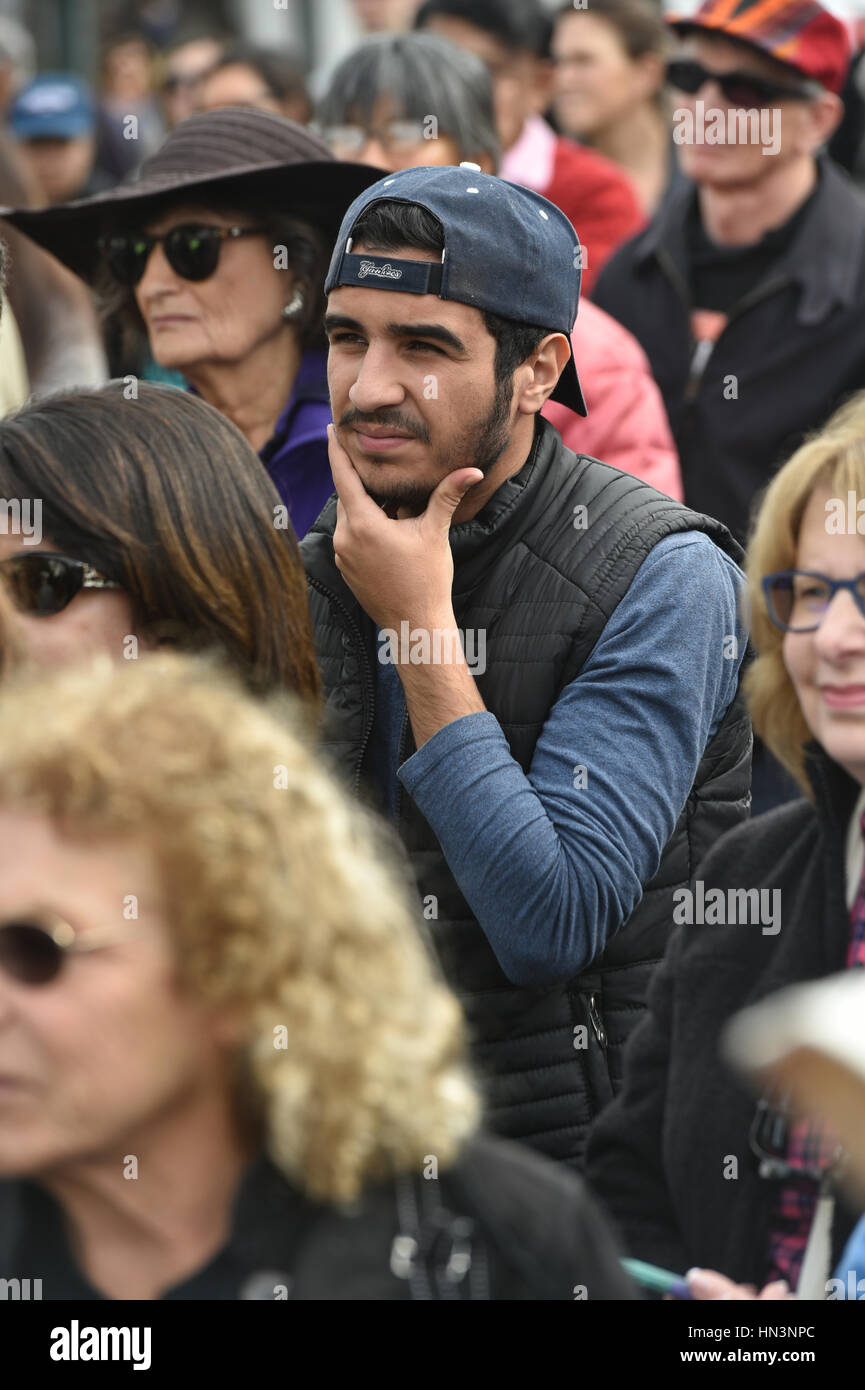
[324,313,364,333]
[324,312,467,353]
[386,322,467,353]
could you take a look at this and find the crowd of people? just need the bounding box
[2,0,865,1306]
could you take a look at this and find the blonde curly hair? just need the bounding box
[0,652,481,1203]
[745,391,865,795]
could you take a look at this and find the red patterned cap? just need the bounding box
[668,0,851,95]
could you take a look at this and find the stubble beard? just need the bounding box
[362,375,514,515]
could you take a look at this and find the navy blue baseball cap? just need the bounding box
[325,163,586,416]
[8,73,95,140]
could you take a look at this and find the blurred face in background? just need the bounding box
[15,134,95,204]
[0,813,237,1177]
[102,37,154,102]
[197,62,280,115]
[162,37,224,127]
[672,33,836,186]
[351,0,419,34]
[324,96,486,170]
[418,14,546,151]
[551,10,663,139]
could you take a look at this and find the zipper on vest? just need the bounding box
[306,575,375,794]
[586,994,607,1050]
[394,705,410,823]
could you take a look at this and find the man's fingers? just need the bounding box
[327,423,375,514]
[425,467,484,530]
[686,1268,740,1300]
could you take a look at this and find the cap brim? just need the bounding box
[0,159,386,282]
[550,346,587,417]
[11,117,93,139]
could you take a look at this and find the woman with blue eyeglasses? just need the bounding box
[585,392,865,1301]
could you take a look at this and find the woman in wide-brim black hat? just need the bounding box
[0,107,383,540]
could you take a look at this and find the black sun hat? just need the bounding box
[0,107,386,281]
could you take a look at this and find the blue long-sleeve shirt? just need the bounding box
[370,530,747,988]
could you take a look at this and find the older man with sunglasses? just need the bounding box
[593,0,864,813]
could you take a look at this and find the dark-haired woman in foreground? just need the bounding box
[0,380,320,705]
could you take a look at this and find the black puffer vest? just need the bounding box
[302,417,752,1169]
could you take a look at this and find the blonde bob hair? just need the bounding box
[746,392,865,796]
[0,653,480,1203]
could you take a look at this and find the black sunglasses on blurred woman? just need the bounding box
[1,553,121,617]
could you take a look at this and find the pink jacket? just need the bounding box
[542,298,683,501]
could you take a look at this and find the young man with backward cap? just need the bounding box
[301,163,752,1169]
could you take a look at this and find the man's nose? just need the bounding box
[347,344,406,414]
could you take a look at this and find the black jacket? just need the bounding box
[302,417,752,1169]
[592,158,865,545]
[0,1133,636,1300]
[585,746,862,1286]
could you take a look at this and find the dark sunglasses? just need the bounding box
[667,58,816,108]
[0,915,129,986]
[0,553,122,617]
[762,569,865,632]
[98,223,267,288]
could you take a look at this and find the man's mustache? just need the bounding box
[338,409,431,444]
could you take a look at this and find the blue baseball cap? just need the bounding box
[8,73,95,140]
[325,163,586,416]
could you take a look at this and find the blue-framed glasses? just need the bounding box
[762,569,865,633]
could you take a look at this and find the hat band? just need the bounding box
[334,251,444,295]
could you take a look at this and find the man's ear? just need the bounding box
[515,332,573,415]
[805,90,844,154]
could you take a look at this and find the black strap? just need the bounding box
[336,252,445,297]
[390,1173,490,1301]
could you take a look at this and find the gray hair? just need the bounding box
[316,31,500,168]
